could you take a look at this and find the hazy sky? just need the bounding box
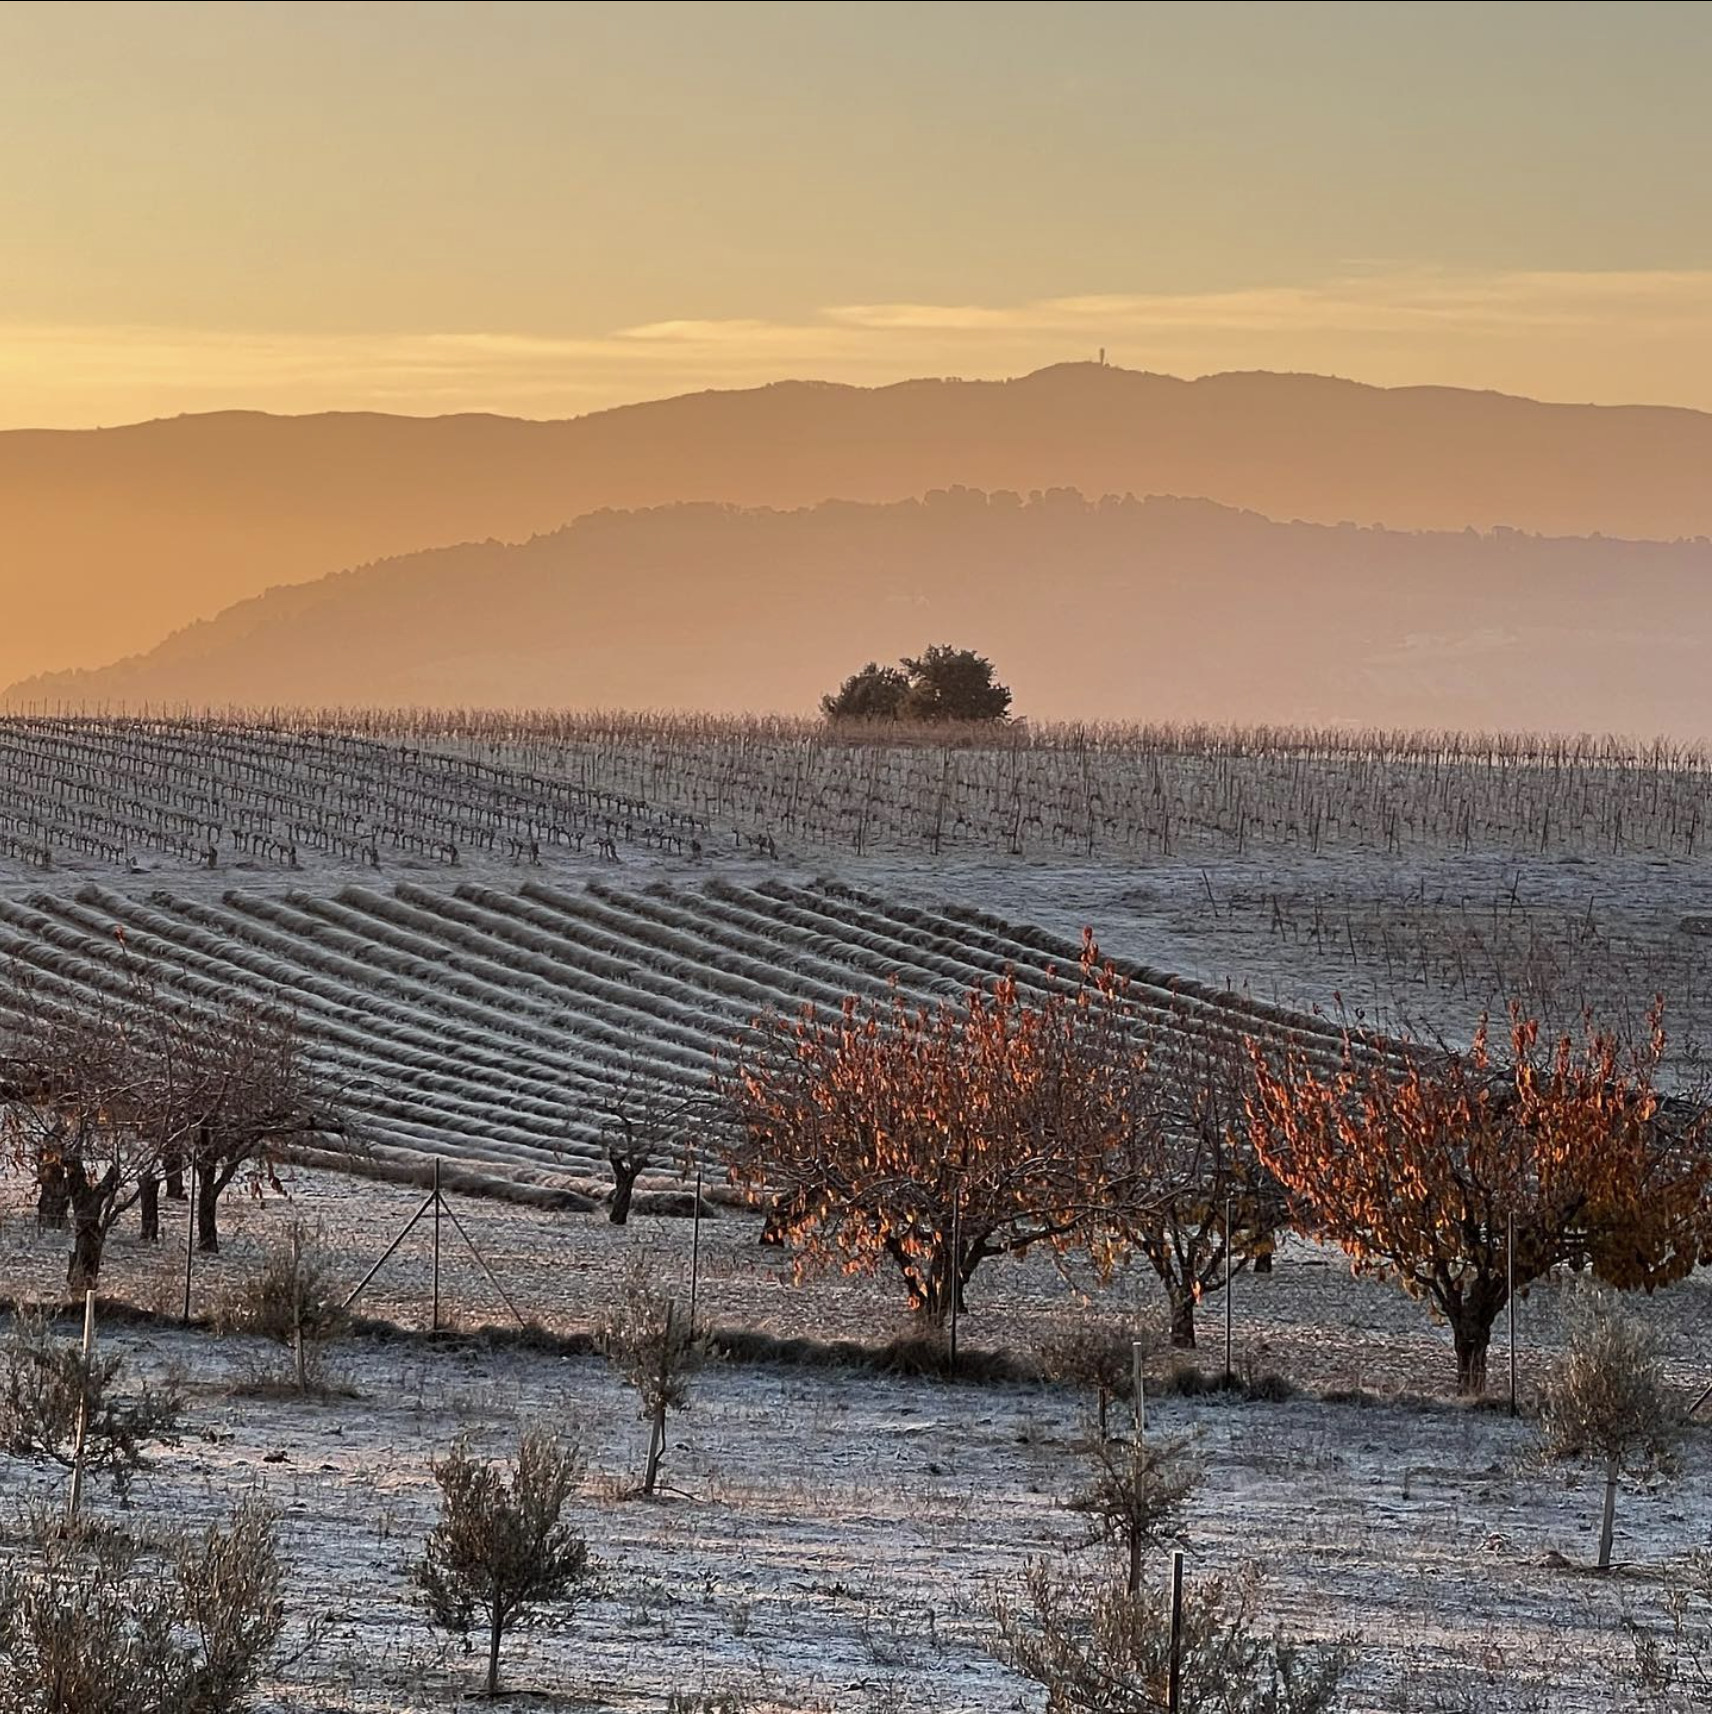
[5,0,1712,426]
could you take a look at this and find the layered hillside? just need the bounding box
[16,492,1711,736]
[10,362,1712,689]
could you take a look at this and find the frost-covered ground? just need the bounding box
[1,728,1709,1706]
[0,1309,1701,1713]
[7,1165,1712,1708]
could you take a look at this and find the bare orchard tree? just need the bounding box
[1540,1284,1680,1571]
[1128,1028,1288,1349]
[0,971,155,1291]
[149,994,339,1255]
[0,963,342,1284]
[595,1070,704,1226]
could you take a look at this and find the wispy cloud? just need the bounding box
[4,268,1712,427]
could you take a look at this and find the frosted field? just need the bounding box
[0,1291,1705,1713]
[1,715,1711,1708]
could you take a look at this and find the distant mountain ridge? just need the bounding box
[13,489,1710,738]
[7,362,1712,693]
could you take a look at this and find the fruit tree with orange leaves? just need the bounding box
[718,939,1161,1323]
[1247,1007,1712,1394]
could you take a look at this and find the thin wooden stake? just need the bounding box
[688,1166,704,1337]
[66,1290,96,1522]
[1223,1193,1234,1384]
[1132,1340,1146,1443]
[181,1159,196,1323]
[292,1224,307,1393]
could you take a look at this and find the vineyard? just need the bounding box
[0,874,1363,1199]
[2,713,1711,877]
[0,715,716,876]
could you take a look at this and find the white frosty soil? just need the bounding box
[0,1310,1700,1713]
[4,1170,1712,1710]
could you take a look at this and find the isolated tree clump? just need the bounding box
[0,1310,183,1504]
[819,662,911,722]
[1247,1007,1712,1394]
[0,1496,284,1714]
[821,645,1011,723]
[997,1560,1353,1714]
[1540,1285,1679,1571]
[719,939,1162,1322]
[414,1427,592,1700]
[597,1255,705,1497]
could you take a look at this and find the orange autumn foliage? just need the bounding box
[718,938,1160,1322]
[1247,1007,1712,1393]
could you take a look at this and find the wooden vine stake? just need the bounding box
[66,1290,96,1523]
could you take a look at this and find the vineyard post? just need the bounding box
[65,1289,96,1522]
[1167,1549,1185,1713]
[181,1159,196,1323]
[432,1157,442,1333]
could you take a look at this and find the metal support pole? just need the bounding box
[432,1158,442,1333]
[1167,1550,1185,1713]
[1132,1340,1146,1443]
[948,1190,962,1369]
[440,1196,529,1328]
[341,1188,436,1310]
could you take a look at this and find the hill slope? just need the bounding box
[9,363,1712,689]
[13,491,1712,736]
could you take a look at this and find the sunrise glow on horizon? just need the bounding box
[5,0,1712,427]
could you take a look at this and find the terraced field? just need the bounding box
[0,876,1361,1200]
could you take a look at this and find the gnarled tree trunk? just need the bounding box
[139,1173,161,1243]
[196,1163,222,1253]
[35,1159,70,1231]
[1167,1282,1197,1350]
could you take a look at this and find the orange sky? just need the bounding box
[4,1,1712,426]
